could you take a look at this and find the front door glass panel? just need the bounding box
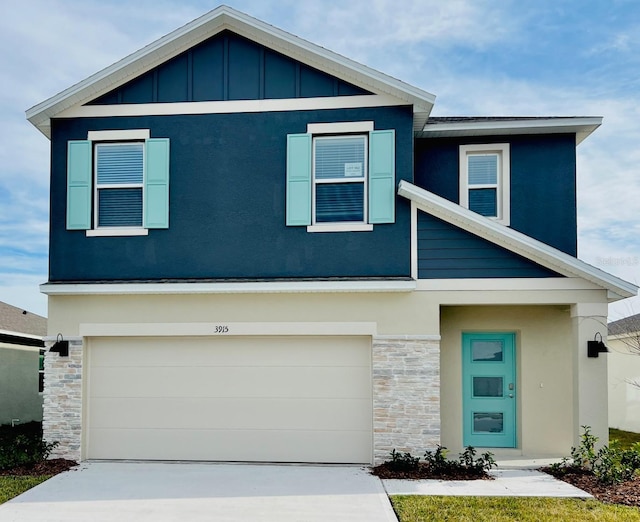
[473,412,504,433]
[471,340,503,362]
[473,376,503,397]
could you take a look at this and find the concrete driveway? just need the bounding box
[0,462,397,522]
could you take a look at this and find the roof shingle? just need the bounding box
[0,301,47,336]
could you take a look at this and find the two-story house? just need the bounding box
[27,6,636,465]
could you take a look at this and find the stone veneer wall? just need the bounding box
[372,335,440,464]
[42,338,83,461]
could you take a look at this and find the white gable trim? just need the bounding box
[27,6,435,138]
[54,95,402,122]
[398,180,637,301]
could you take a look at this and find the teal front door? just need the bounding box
[462,332,516,448]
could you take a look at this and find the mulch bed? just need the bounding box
[371,462,491,481]
[0,459,78,477]
[541,467,640,508]
[373,463,640,508]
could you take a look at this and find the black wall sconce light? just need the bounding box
[587,332,609,358]
[49,333,69,357]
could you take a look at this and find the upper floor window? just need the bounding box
[286,122,395,232]
[66,130,170,236]
[459,143,510,226]
[95,142,144,228]
[314,135,367,224]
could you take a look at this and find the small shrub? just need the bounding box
[387,449,420,471]
[570,425,599,470]
[458,446,496,473]
[0,422,58,471]
[550,426,640,485]
[423,445,454,474]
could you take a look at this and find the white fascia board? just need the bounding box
[40,279,417,296]
[26,6,435,138]
[416,277,604,292]
[0,328,43,341]
[419,117,602,145]
[398,180,638,301]
[0,343,41,352]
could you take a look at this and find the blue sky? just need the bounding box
[1,0,639,319]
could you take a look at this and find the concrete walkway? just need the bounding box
[0,462,593,522]
[0,462,398,522]
[383,468,592,498]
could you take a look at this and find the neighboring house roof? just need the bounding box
[397,180,638,301]
[26,5,436,138]
[0,301,46,347]
[609,313,640,336]
[419,116,602,145]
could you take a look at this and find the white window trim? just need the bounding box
[459,143,510,226]
[306,121,374,233]
[307,224,373,233]
[86,129,151,237]
[306,121,374,134]
[88,129,150,141]
[86,228,149,237]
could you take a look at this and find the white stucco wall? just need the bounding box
[608,337,640,433]
[43,282,610,461]
[440,305,577,457]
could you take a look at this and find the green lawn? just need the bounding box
[391,496,640,522]
[0,476,50,504]
[610,428,640,449]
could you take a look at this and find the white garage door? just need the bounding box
[87,336,372,463]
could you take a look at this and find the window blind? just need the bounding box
[98,188,143,227]
[315,136,365,180]
[315,183,364,222]
[469,188,497,217]
[468,154,497,185]
[96,143,144,184]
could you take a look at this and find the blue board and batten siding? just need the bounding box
[415,134,578,256]
[417,212,560,279]
[49,106,413,282]
[89,31,370,105]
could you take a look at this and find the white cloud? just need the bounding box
[1,0,639,321]
[0,274,48,317]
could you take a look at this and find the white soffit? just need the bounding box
[419,117,602,145]
[26,6,435,138]
[397,180,638,301]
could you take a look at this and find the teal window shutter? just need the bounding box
[286,133,312,226]
[144,138,170,229]
[66,140,92,230]
[368,129,395,224]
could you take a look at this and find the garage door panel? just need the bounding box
[88,428,372,463]
[89,397,372,431]
[90,336,370,367]
[90,366,371,399]
[87,336,373,463]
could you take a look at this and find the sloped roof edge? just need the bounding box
[398,180,638,301]
[419,116,602,145]
[608,312,640,336]
[0,301,47,336]
[26,5,435,138]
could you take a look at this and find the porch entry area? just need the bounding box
[462,332,516,448]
